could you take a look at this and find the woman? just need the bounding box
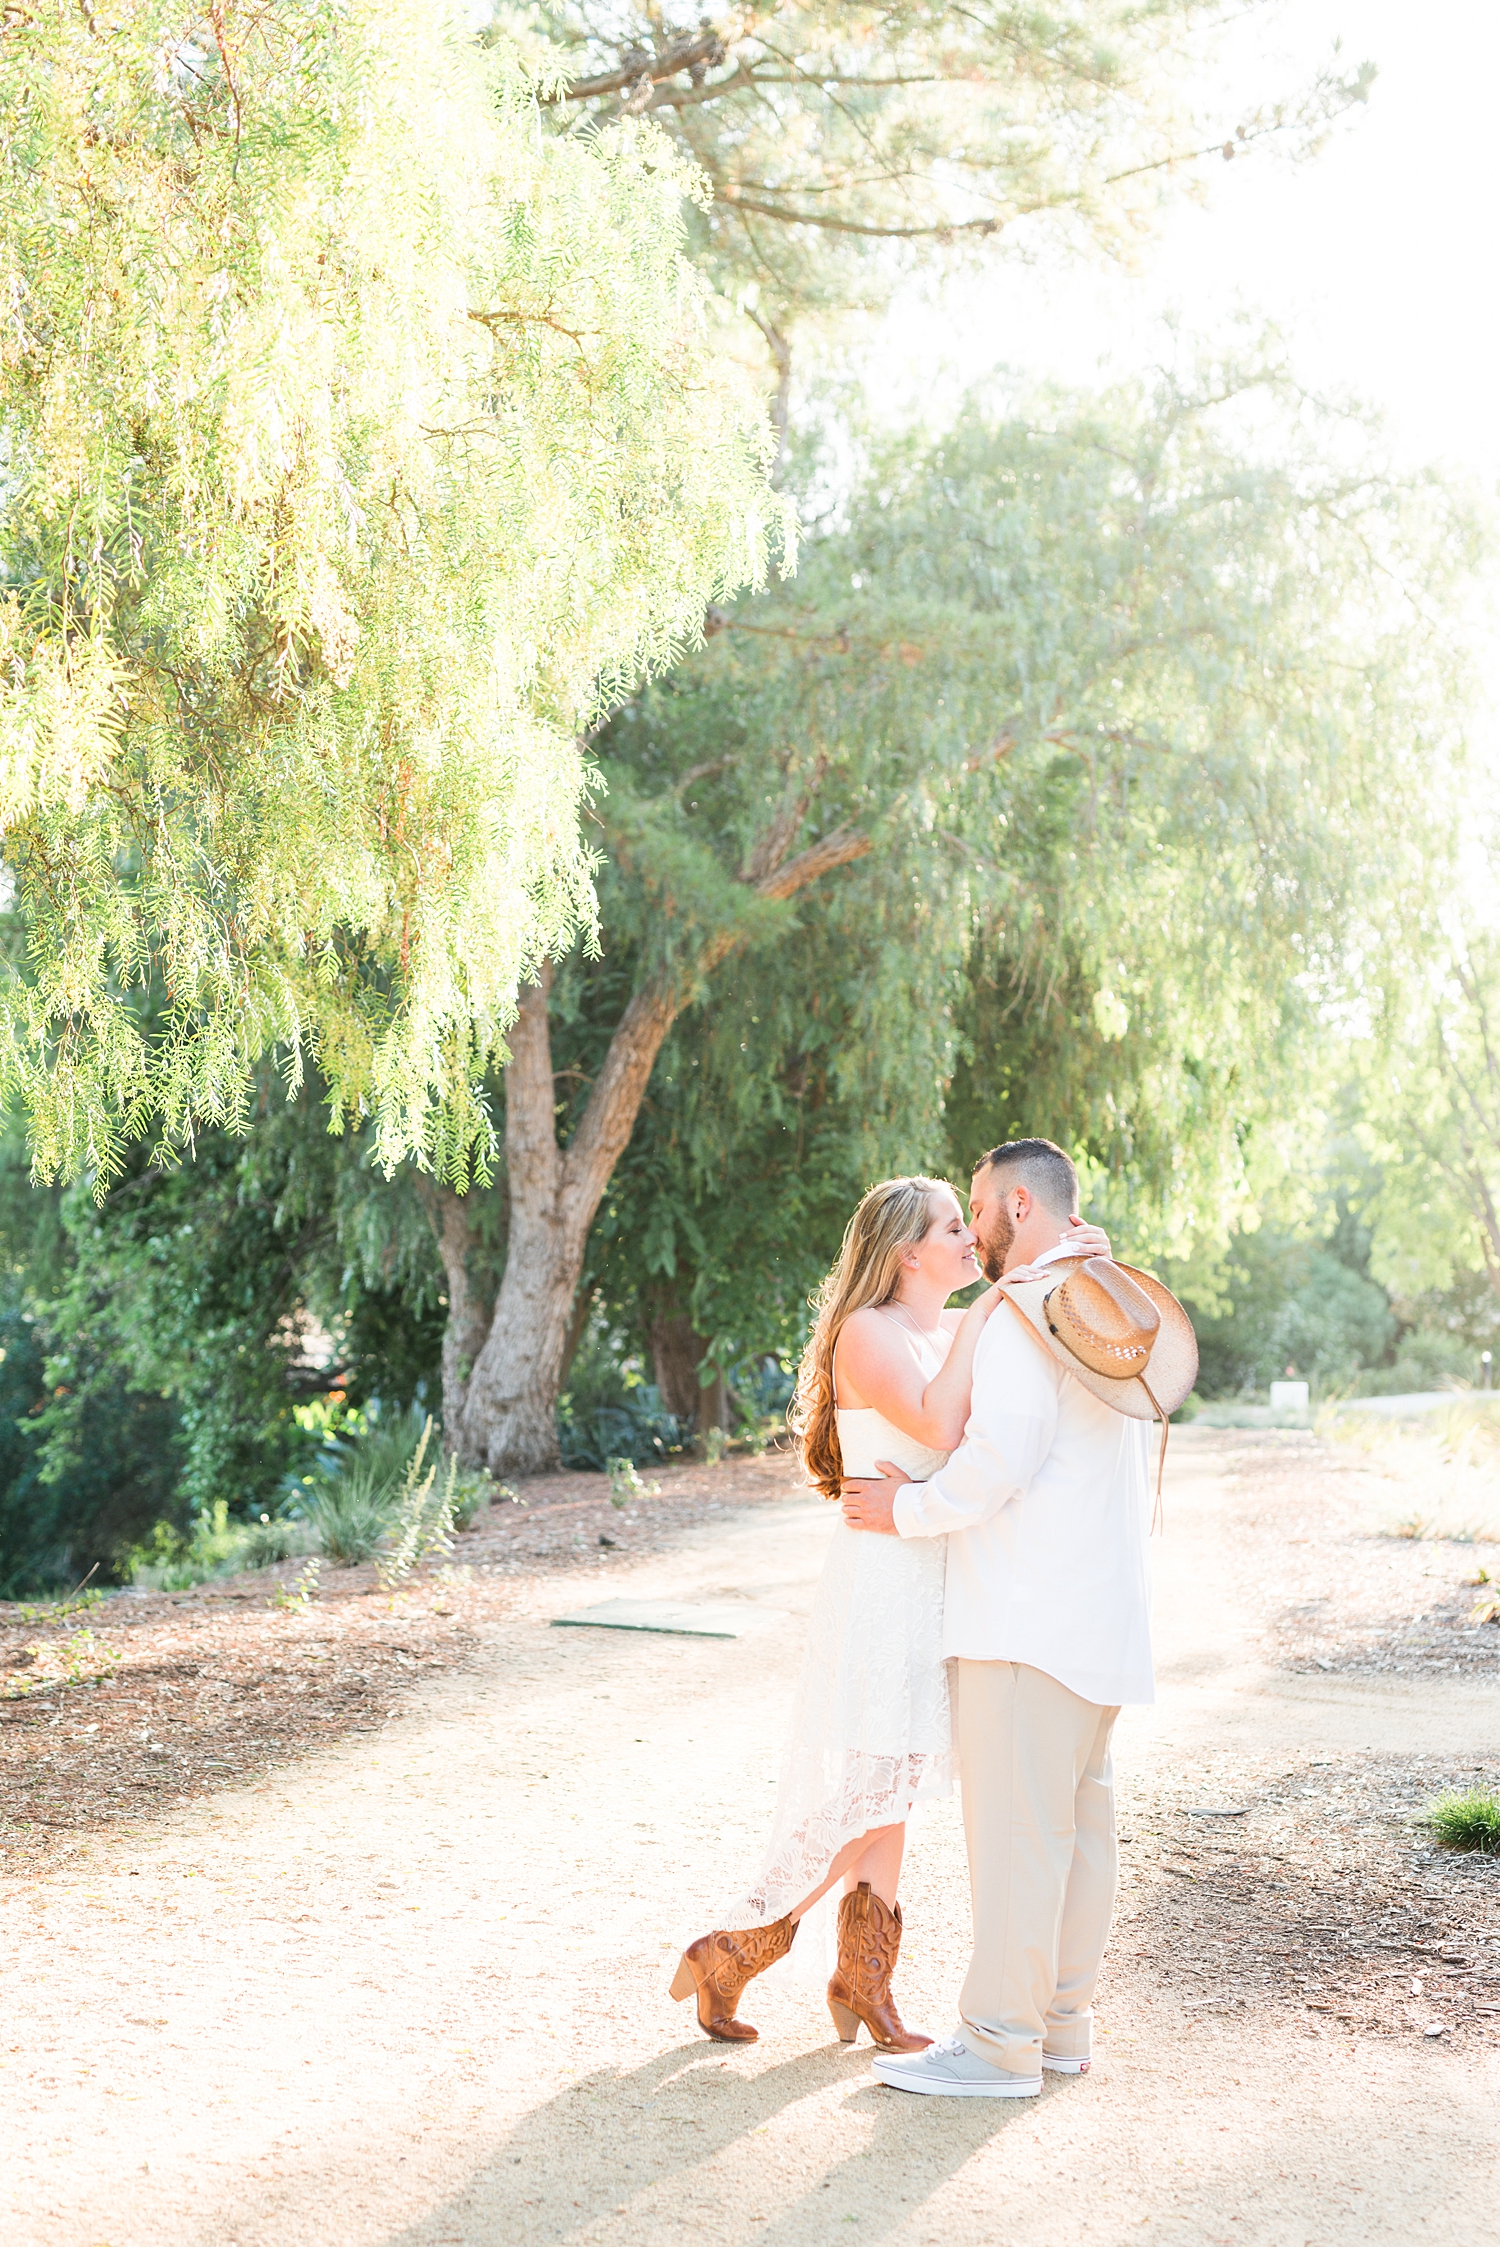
[670,1174,1110,2050]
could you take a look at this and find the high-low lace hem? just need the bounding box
[718,1388,954,1932]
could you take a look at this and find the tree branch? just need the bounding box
[561,979,677,1214]
[561,818,872,1216]
[546,27,732,105]
[720,190,1012,240]
[415,1177,497,1431]
[751,822,870,900]
[740,752,827,884]
[747,309,791,475]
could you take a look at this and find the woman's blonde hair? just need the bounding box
[793,1175,956,1502]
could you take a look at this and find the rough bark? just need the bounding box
[560,1282,596,1391]
[415,1181,496,1441]
[453,960,684,1471]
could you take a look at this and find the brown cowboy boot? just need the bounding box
[669,1916,796,2043]
[826,1882,931,2052]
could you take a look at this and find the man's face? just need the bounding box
[967,1169,1015,1281]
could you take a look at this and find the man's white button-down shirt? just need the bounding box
[891,1242,1155,1707]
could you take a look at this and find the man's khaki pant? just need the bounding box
[953,1659,1120,2074]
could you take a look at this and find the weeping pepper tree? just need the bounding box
[0,0,789,1186]
[436,369,1460,1470]
[1358,825,1500,1318]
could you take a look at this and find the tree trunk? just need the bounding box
[456,966,571,1473]
[416,1181,496,1441]
[456,969,679,1474]
[647,1299,729,1431]
[446,818,874,1476]
[748,314,792,486]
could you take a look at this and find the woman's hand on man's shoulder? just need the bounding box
[1061,1218,1112,1259]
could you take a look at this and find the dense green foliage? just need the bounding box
[0,356,1483,1579]
[552,369,1466,1382]
[1359,858,1500,1318]
[0,1096,446,1592]
[0,0,786,1187]
[0,13,1488,1581]
[1188,1220,1494,1400]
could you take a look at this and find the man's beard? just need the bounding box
[976,1201,1014,1281]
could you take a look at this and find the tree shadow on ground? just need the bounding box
[375,2034,1031,2245]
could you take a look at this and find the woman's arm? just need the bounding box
[838,1220,1115,1450]
[836,1288,1007,1451]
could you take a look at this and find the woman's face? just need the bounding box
[901,1188,979,1296]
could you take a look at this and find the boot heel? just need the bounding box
[828,1998,861,2043]
[669,1955,696,2002]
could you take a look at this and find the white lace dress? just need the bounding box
[721,1335,955,1938]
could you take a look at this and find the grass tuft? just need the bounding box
[1420,1788,1500,1854]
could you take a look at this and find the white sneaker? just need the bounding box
[1041,2052,1090,2074]
[871,2034,1042,2099]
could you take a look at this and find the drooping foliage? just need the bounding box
[563,369,1468,1375]
[0,363,1478,1570]
[0,1,789,1188]
[1360,852,1500,1314]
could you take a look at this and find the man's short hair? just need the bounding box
[975,1137,1079,1217]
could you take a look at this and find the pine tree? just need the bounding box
[511,4,1371,325]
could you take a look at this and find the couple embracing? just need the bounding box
[671,1137,1196,2098]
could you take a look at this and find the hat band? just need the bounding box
[1045,1289,1153,1378]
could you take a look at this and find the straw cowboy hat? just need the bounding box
[1000,1256,1198,1427]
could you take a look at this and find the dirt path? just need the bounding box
[3,1429,1497,2246]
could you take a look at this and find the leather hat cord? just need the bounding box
[1140,1377,1167,1535]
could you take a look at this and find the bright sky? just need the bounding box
[881,0,1500,487]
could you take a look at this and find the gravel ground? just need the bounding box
[0,1449,791,1874]
[1209,1425,1500,1680]
[1113,1426,1500,2044]
[1,1424,1497,2245]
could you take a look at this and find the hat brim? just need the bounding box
[1001,1260,1199,1421]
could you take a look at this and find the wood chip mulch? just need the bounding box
[1117,1428,1500,2045]
[0,1446,799,1881]
[1117,1748,1500,2045]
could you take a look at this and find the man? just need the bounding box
[841,1137,1196,2098]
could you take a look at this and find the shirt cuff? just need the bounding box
[891,1483,925,1538]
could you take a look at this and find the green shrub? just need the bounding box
[1421,1788,1500,1854]
[606,1457,659,1508]
[240,1516,318,1568]
[126,1502,258,1590]
[271,1557,323,1611]
[306,1469,396,1565]
[375,1420,456,1593]
[305,1402,431,1564]
[447,1464,495,1531]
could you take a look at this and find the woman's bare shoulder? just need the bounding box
[835,1306,905,1371]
